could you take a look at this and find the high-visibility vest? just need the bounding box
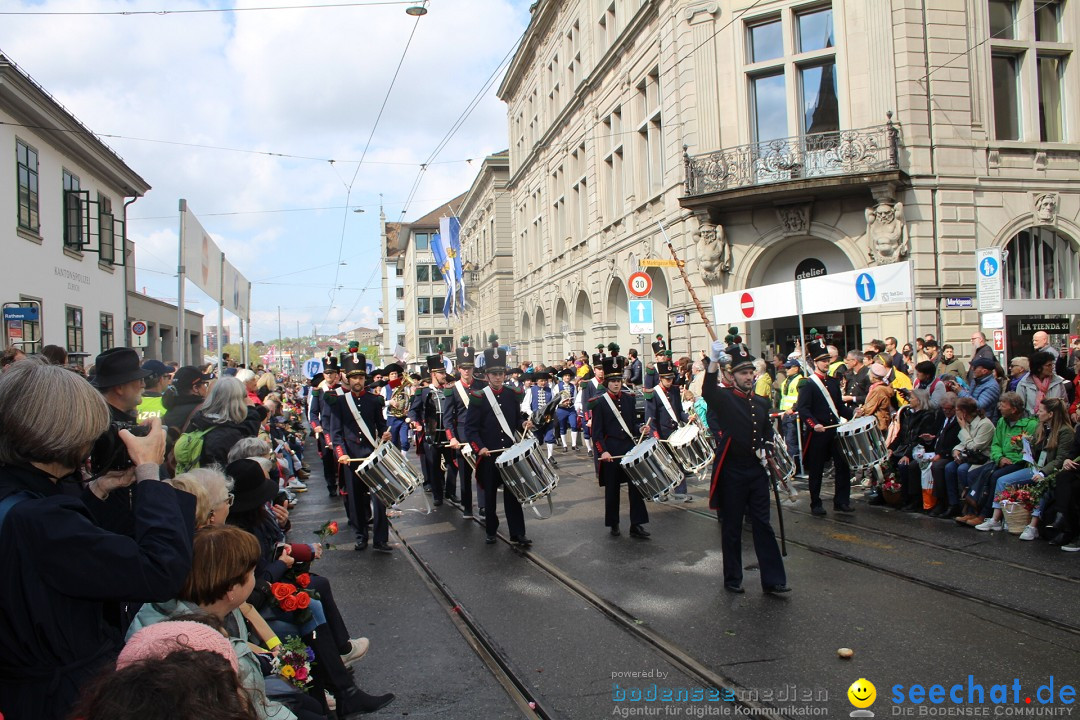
[137,395,166,423]
[779,375,804,411]
[828,360,845,378]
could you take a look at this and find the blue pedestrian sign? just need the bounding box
[979,256,999,277]
[855,273,876,303]
[303,358,324,380]
[628,299,654,335]
[975,248,1003,312]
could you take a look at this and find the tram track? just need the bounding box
[391,511,788,720]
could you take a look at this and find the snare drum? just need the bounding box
[495,437,559,506]
[621,437,683,501]
[665,424,715,473]
[835,416,888,471]
[356,442,424,507]
[459,443,476,471]
[766,431,799,502]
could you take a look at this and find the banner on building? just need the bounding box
[180,205,222,301]
[222,259,250,318]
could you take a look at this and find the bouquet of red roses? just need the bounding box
[270,577,317,624]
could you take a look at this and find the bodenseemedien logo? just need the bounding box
[848,678,877,718]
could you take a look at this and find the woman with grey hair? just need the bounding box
[888,387,938,512]
[0,358,195,720]
[186,377,266,468]
[169,466,233,528]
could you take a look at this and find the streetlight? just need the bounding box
[405,2,428,16]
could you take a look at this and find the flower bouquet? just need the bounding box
[270,579,318,624]
[271,636,315,690]
[995,485,1034,535]
[881,477,903,507]
[316,520,339,550]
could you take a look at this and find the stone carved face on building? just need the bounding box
[865,202,908,265]
[695,223,731,282]
[1034,193,1058,224]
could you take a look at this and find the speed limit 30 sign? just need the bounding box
[628,272,652,298]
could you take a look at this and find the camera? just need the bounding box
[88,420,151,476]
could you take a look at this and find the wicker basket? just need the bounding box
[882,487,904,507]
[1002,502,1032,535]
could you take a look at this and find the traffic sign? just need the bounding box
[855,273,876,303]
[993,329,1005,352]
[946,297,973,308]
[303,358,324,380]
[801,261,913,313]
[740,292,755,318]
[131,320,148,349]
[3,306,39,322]
[628,272,653,298]
[975,248,1003,312]
[639,258,682,268]
[628,298,654,334]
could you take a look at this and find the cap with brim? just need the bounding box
[142,359,171,378]
[90,348,154,388]
[783,359,801,369]
[227,458,278,513]
[971,357,996,370]
[171,365,212,390]
[869,363,889,378]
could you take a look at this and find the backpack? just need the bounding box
[173,427,215,473]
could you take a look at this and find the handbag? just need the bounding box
[958,448,990,466]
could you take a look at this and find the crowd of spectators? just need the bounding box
[0,346,393,720]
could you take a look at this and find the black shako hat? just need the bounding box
[456,345,476,369]
[483,346,506,371]
[806,339,831,361]
[726,344,755,373]
[90,347,154,389]
[601,355,625,381]
[227,458,278,513]
[656,361,675,377]
[341,353,367,377]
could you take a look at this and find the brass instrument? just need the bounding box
[387,374,414,419]
[558,388,573,408]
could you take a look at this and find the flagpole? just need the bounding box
[177,199,187,364]
[218,252,226,377]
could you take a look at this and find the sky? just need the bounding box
[1,0,531,344]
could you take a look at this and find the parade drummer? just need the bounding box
[407,349,454,507]
[578,356,606,457]
[445,341,484,518]
[527,372,559,466]
[329,353,394,553]
[644,358,691,499]
[590,355,651,539]
[704,340,789,594]
[464,346,533,546]
[314,357,344,497]
[797,338,856,516]
[555,368,580,452]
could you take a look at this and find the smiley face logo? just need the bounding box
[848,678,876,709]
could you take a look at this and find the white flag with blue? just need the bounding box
[429,225,457,317]
[441,216,466,313]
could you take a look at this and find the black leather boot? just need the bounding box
[336,686,395,717]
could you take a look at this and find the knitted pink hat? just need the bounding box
[118,621,238,673]
[870,363,889,379]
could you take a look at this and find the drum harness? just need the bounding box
[482,386,556,519]
[653,384,681,438]
[340,388,432,515]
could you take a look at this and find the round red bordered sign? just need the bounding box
[740,292,755,318]
[628,272,653,298]
[131,321,148,335]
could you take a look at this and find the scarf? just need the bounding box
[1032,374,1053,408]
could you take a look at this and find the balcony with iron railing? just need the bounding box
[681,118,903,210]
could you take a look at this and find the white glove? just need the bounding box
[709,340,727,363]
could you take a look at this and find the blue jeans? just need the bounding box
[991,467,1035,509]
[780,414,801,467]
[944,461,972,506]
[388,416,410,451]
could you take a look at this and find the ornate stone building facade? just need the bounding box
[497,0,1080,363]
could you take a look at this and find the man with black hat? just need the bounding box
[703,339,789,594]
[796,338,856,515]
[381,362,411,452]
[446,343,485,518]
[554,368,580,452]
[577,357,606,456]
[590,354,651,538]
[465,344,533,545]
[645,358,690,501]
[90,348,154,425]
[527,372,559,466]
[408,349,454,506]
[329,352,394,552]
[312,356,344,497]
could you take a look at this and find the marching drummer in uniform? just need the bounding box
[796,338,855,516]
[465,346,533,546]
[329,353,394,553]
[554,368,580,452]
[578,357,605,457]
[528,372,559,466]
[645,359,691,501]
[408,350,453,507]
[445,342,483,518]
[313,357,344,497]
[703,340,789,594]
[590,355,651,538]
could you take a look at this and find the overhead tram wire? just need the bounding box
[0,1,415,16]
[322,4,425,328]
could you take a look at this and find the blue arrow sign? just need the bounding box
[628,299,654,333]
[979,256,999,277]
[855,273,876,303]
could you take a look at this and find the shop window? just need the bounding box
[1004,227,1079,300]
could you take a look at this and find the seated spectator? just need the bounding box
[943,396,996,519]
[956,392,1038,526]
[888,388,937,512]
[0,358,194,720]
[73,645,257,720]
[170,466,234,528]
[1017,351,1067,416]
[182,377,267,469]
[1007,357,1029,393]
[927,393,962,516]
[1046,428,1080,549]
[975,398,1074,537]
[236,368,263,405]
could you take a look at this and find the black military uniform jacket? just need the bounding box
[445,378,487,443]
[644,383,686,439]
[464,385,526,454]
[796,371,854,430]
[702,370,772,473]
[329,388,387,460]
[589,389,640,485]
[408,385,452,446]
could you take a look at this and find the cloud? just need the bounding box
[2,0,529,342]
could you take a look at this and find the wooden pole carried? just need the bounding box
[656,220,717,343]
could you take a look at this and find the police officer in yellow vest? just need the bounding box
[778,359,804,474]
[136,360,172,423]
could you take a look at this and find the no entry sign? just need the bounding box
[740,292,755,318]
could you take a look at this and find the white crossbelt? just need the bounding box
[807,373,846,426]
[603,392,635,440]
[654,385,679,427]
[337,387,378,447]
[483,386,517,443]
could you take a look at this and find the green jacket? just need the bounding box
[990,415,1040,465]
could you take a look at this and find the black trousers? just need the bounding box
[344,467,388,544]
[1055,469,1080,533]
[930,457,951,505]
[600,463,648,527]
[422,441,452,503]
[804,430,851,508]
[445,449,474,512]
[477,457,525,538]
[318,434,338,495]
[720,464,786,588]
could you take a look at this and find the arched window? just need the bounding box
[1004,227,1080,300]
